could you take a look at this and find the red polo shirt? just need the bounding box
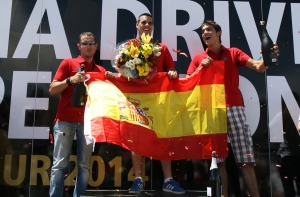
[53,55,106,122]
[156,43,175,72]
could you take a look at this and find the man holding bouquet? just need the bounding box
[128,13,185,194]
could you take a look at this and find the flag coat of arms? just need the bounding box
[84,61,228,160]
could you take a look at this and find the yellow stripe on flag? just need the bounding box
[122,84,226,138]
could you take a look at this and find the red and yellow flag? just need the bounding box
[84,61,227,159]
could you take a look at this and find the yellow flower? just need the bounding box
[141,44,152,58]
[136,64,150,76]
[136,65,144,76]
[130,45,140,58]
[124,47,131,56]
[141,33,152,44]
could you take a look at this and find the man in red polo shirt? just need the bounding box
[186,20,279,197]
[49,32,114,197]
[128,13,185,195]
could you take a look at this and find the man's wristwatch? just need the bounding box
[66,77,73,86]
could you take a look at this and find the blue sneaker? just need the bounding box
[129,178,144,193]
[162,179,185,194]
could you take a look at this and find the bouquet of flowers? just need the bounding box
[111,33,162,83]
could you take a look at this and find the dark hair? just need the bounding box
[201,20,222,43]
[137,13,152,23]
[78,32,96,43]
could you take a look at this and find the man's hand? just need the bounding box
[167,68,178,79]
[260,42,280,56]
[105,71,115,78]
[273,42,280,56]
[200,55,213,67]
[70,71,85,84]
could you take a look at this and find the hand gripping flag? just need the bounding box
[84,61,227,160]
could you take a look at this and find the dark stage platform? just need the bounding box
[81,189,207,197]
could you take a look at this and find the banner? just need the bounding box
[84,61,227,160]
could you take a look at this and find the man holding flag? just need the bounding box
[49,32,114,197]
[186,20,279,197]
[128,13,185,194]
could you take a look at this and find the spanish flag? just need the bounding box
[84,61,227,160]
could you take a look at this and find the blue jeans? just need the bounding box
[49,121,93,197]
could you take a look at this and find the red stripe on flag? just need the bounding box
[85,72,105,85]
[92,117,228,160]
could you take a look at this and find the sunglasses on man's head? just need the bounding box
[80,42,96,46]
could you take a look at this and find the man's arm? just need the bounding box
[245,59,268,73]
[49,71,114,95]
[49,71,85,95]
[49,80,69,96]
[160,45,177,79]
[246,42,279,73]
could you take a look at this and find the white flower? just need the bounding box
[125,60,136,70]
[120,48,129,55]
[154,52,161,56]
[153,45,162,53]
[133,58,142,65]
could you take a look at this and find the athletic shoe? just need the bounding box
[129,178,144,193]
[162,179,185,194]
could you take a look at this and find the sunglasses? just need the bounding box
[80,42,96,46]
[141,21,153,25]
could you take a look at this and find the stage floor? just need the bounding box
[81,189,207,197]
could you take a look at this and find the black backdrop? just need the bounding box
[0,0,299,196]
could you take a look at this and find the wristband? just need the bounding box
[66,77,73,86]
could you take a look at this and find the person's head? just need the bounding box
[200,20,222,46]
[77,32,98,58]
[136,13,153,36]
